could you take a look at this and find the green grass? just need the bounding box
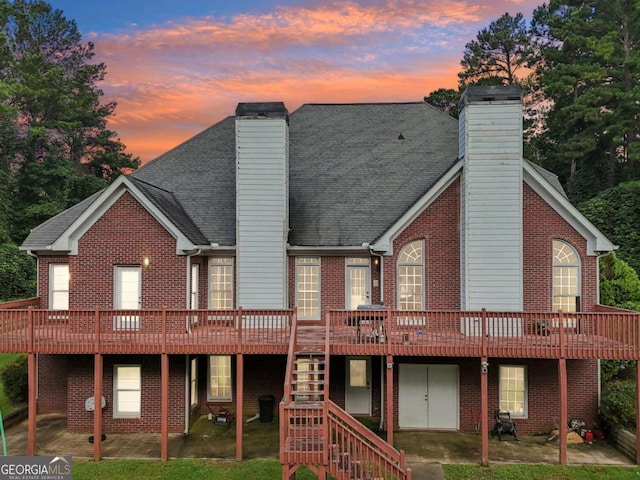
[442,464,640,479]
[73,459,318,480]
[0,353,25,416]
[70,460,640,480]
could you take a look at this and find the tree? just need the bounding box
[599,252,640,310]
[531,0,640,202]
[579,180,640,273]
[0,0,139,242]
[458,12,536,88]
[424,88,461,119]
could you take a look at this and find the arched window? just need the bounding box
[552,240,580,312]
[398,240,424,311]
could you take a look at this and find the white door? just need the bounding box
[345,356,371,415]
[398,364,458,429]
[114,266,141,330]
[346,261,371,309]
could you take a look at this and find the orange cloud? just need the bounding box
[91,0,544,162]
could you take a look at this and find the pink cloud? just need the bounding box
[91,0,543,162]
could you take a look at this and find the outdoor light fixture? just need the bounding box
[143,257,150,268]
[481,361,489,374]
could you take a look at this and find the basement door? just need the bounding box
[398,364,459,430]
[345,356,371,415]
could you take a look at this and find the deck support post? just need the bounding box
[160,353,169,461]
[236,353,244,461]
[27,353,37,456]
[93,353,103,460]
[558,358,567,465]
[385,355,394,445]
[480,356,489,467]
[636,364,640,465]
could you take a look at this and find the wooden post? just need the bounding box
[93,354,103,461]
[386,355,394,445]
[481,356,489,467]
[27,353,37,456]
[236,353,244,461]
[636,364,640,465]
[161,353,169,461]
[558,358,567,465]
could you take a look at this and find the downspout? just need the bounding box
[595,251,608,409]
[185,249,202,332]
[184,357,190,434]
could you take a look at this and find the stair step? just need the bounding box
[292,379,324,385]
[295,350,325,355]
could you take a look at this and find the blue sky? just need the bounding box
[47,0,545,161]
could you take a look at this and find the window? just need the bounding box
[114,365,141,418]
[190,264,199,310]
[209,258,234,309]
[208,356,232,401]
[398,240,424,311]
[49,264,69,310]
[499,365,527,418]
[190,358,198,407]
[552,240,580,312]
[296,257,320,319]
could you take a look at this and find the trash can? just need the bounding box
[259,394,275,423]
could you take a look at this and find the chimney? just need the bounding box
[459,86,523,311]
[235,102,289,309]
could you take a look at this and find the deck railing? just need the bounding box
[0,306,638,359]
[328,308,640,360]
[326,400,412,480]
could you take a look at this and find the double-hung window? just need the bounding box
[499,365,527,418]
[208,355,232,401]
[49,264,69,310]
[114,365,141,418]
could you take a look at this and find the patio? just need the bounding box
[4,413,633,466]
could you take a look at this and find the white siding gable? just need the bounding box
[236,112,289,309]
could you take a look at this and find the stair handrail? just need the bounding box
[282,307,299,403]
[327,399,412,479]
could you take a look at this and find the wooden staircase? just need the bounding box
[280,313,411,480]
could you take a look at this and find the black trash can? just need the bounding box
[258,394,275,423]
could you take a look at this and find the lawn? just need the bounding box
[71,460,640,480]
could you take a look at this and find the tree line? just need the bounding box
[0,0,139,300]
[0,1,639,308]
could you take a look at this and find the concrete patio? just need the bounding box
[3,414,634,466]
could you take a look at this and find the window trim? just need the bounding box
[49,263,69,310]
[295,257,321,320]
[552,239,581,313]
[207,355,232,402]
[498,365,527,419]
[113,364,142,419]
[397,240,425,311]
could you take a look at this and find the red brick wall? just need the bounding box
[62,192,186,310]
[37,355,70,414]
[524,183,598,312]
[66,355,186,434]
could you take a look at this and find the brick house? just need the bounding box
[6,85,639,476]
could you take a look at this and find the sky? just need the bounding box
[48,0,545,163]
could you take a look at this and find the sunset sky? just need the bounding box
[49,0,545,162]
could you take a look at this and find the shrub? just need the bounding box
[0,355,28,404]
[599,380,636,434]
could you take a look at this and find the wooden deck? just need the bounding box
[0,307,637,359]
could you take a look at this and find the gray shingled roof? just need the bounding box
[21,101,568,251]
